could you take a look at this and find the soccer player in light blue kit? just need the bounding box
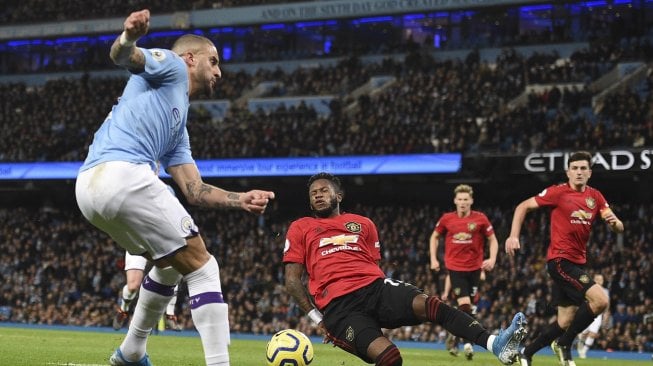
[75,9,275,366]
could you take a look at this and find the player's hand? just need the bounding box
[241,190,275,215]
[505,237,521,256]
[123,9,150,42]
[601,208,619,226]
[481,258,495,271]
[430,259,440,272]
[440,292,448,301]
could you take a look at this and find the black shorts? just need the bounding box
[449,269,481,299]
[322,278,423,363]
[547,258,595,307]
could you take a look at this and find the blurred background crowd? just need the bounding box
[1,201,651,353]
[1,0,652,356]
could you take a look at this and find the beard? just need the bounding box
[312,199,338,218]
[202,81,214,98]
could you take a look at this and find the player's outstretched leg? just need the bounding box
[492,312,528,365]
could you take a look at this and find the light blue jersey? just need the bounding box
[80,48,194,172]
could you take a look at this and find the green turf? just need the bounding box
[0,327,648,365]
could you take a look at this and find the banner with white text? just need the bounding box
[0,154,461,180]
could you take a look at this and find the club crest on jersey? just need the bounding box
[345,222,361,233]
[467,222,477,232]
[346,326,355,342]
[180,216,194,234]
[150,49,166,62]
[579,274,590,283]
[586,197,596,209]
[171,107,182,128]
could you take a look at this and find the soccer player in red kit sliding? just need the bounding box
[283,172,526,366]
[505,151,624,366]
[429,184,498,360]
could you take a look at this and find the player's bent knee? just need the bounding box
[376,344,402,366]
[167,236,211,274]
[410,293,429,319]
[185,235,211,259]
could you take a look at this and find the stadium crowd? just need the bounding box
[0,201,651,354]
[2,43,652,163]
[2,1,650,74]
[1,0,653,357]
[0,0,309,25]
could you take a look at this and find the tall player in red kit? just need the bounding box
[430,184,498,360]
[505,151,624,366]
[283,172,527,366]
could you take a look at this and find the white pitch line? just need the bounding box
[46,363,106,366]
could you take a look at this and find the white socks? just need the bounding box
[120,266,181,362]
[184,256,230,366]
[487,335,496,352]
[120,285,138,312]
[166,285,179,316]
[581,336,595,353]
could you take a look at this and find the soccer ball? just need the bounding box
[265,329,314,366]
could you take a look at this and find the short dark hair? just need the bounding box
[172,34,214,55]
[568,151,593,168]
[308,172,343,193]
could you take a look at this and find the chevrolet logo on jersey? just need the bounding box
[570,209,593,225]
[570,210,593,220]
[319,234,359,247]
[452,232,472,243]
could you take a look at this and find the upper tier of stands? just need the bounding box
[1,0,309,25]
[1,42,651,162]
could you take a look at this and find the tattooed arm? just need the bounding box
[167,163,274,214]
[110,10,148,71]
[284,263,315,314]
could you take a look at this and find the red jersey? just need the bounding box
[534,183,610,264]
[283,213,384,310]
[434,210,495,271]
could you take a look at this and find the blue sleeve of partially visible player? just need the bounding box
[160,127,194,169]
[136,48,186,84]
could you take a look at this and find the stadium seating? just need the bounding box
[1,0,652,354]
[0,202,651,352]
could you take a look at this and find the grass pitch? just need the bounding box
[0,326,650,365]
